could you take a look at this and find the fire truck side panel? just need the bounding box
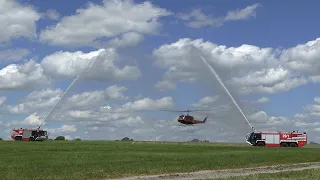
[264,133,280,147]
[265,134,273,144]
[23,130,31,138]
[274,134,280,143]
[280,132,307,147]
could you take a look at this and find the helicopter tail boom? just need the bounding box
[202,116,207,123]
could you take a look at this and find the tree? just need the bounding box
[121,137,133,141]
[0,138,3,140]
[188,139,209,143]
[55,136,65,140]
[74,138,81,141]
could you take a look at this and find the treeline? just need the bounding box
[115,137,134,141]
[48,136,81,141]
[188,139,210,142]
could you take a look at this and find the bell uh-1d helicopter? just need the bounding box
[160,109,209,126]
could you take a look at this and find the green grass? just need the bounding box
[218,168,320,180]
[0,140,319,180]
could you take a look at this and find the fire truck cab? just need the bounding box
[11,128,48,141]
[246,131,307,147]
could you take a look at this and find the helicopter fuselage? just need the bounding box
[177,115,207,125]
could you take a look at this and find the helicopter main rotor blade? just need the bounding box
[100,104,230,113]
[103,108,225,113]
[101,109,169,113]
[158,106,228,112]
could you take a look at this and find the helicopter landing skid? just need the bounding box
[178,124,194,127]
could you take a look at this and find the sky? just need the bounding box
[0,0,320,142]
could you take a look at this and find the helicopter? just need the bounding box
[160,109,209,126]
[102,105,229,126]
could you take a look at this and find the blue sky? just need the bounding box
[0,0,320,142]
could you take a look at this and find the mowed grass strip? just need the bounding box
[0,140,319,180]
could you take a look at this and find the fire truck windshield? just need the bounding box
[246,132,252,141]
[37,131,47,136]
[41,131,47,136]
[246,132,255,145]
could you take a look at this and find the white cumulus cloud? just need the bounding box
[152,38,315,95]
[225,3,261,21]
[0,48,30,63]
[254,97,270,104]
[39,0,172,47]
[41,48,141,81]
[0,60,50,90]
[177,3,261,28]
[0,0,41,44]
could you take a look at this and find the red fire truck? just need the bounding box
[11,128,48,141]
[246,131,307,147]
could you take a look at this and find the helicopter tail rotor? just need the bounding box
[203,116,208,123]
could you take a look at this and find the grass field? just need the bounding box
[0,140,319,180]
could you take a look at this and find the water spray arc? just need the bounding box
[37,57,98,130]
[37,74,83,130]
[200,56,255,131]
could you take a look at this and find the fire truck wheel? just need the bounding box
[15,136,22,141]
[280,143,288,147]
[289,143,298,147]
[256,142,265,146]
